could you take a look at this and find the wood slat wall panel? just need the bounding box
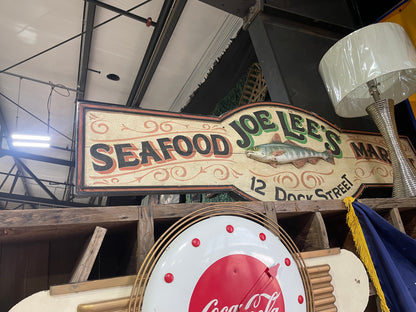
[0,241,49,311]
[1,198,415,312]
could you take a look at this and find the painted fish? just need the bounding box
[245,133,335,168]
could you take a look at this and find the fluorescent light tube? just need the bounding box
[12,141,50,148]
[11,134,50,141]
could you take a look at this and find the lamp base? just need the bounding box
[366,99,416,197]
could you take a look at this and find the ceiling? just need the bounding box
[0,0,405,209]
[0,0,243,209]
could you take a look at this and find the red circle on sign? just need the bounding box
[164,273,174,283]
[189,254,285,312]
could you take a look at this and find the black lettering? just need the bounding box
[115,143,140,169]
[157,138,175,160]
[341,174,353,186]
[90,143,115,173]
[325,130,342,158]
[230,120,252,149]
[315,188,328,199]
[350,142,368,159]
[325,190,334,199]
[341,181,350,192]
[290,113,305,134]
[193,134,211,155]
[140,141,163,165]
[367,144,380,160]
[377,146,391,163]
[276,111,305,142]
[287,193,297,201]
[240,114,260,135]
[306,119,322,141]
[332,187,342,198]
[211,134,231,156]
[275,186,287,201]
[253,110,277,132]
[173,135,194,157]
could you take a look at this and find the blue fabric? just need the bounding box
[352,200,416,312]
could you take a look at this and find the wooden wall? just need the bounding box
[0,198,415,311]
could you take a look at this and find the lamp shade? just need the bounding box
[319,22,416,118]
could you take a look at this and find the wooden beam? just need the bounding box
[70,226,107,283]
[300,248,340,259]
[1,198,416,242]
[137,206,154,268]
[0,206,138,242]
[50,275,135,296]
[264,201,278,223]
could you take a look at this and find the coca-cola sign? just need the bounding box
[189,254,285,312]
[140,216,307,312]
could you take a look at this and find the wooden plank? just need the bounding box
[0,206,138,242]
[78,297,129,312]
[307,212,330,250]
[264,201,278,223]
[388,208,406,233]
[70,226,107,283]
[137,206,154,267]
[283,212,330,251]
[0,198,415,242]
[50,275,136,296]
[300,248,340,259]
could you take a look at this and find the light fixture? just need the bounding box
[319,22,416,197]
[11,134,51,148]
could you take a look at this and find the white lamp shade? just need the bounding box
[319,22,416,118]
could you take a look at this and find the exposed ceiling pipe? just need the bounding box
[85,0,157,26]
[76,1,96,102]
[126,0,188,107]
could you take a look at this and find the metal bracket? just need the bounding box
[243,0,263,30]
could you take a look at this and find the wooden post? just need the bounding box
[305,212,330,250]
[70,226,107,283]
[137,195,156,269]
[388,208,406,233]
[264,201,278,223]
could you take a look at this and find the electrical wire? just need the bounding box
[46,82,71,134]
[0,0,153,74]
[15,78,22,130]
[0,90,72,141]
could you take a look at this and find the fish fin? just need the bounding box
[284,140,314,150]
[308,158,320,165]
[284,140,301,146]
[273,150,285,156]
[270,162,278,168]
[292,159,307,168]
[272,133,282,143]
[325,149,335,165]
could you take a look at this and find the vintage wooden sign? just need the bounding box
[76,101,416,201]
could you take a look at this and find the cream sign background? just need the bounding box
[76,102,416,201]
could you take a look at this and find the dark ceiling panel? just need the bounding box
[199,0,256,18]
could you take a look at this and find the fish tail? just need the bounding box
[324,149,335,164]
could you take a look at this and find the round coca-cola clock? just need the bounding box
[129,207,313,312]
